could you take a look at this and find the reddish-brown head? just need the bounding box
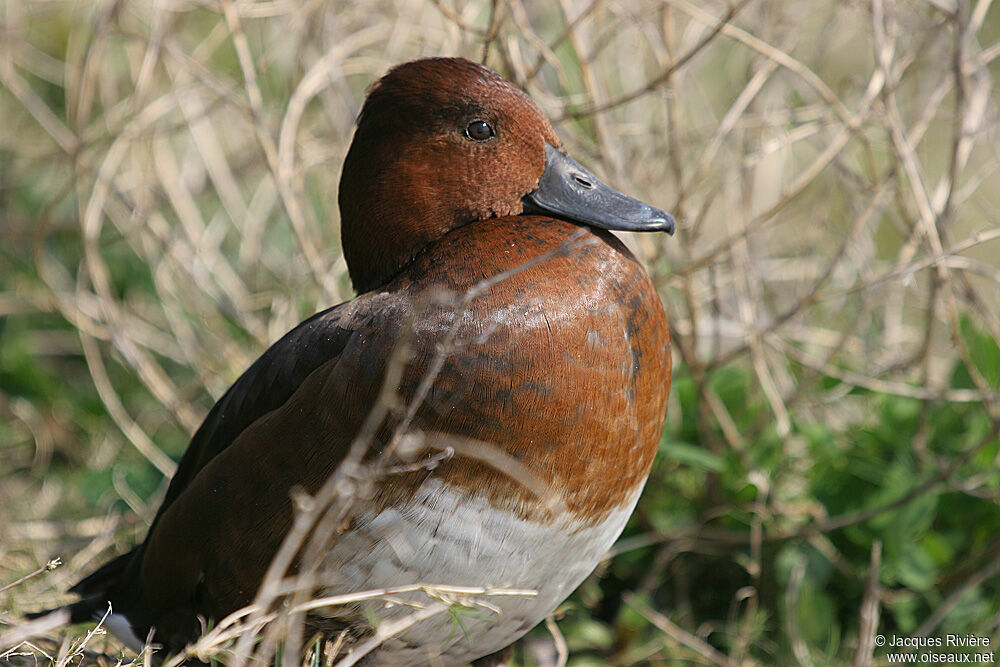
[339,57,560,293]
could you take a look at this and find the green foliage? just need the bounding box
[547,339,1000,665]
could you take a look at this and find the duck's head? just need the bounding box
[338,57,675,293]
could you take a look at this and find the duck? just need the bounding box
[38,56,674,665]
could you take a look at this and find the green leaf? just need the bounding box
[958,316,1000,388]
[660,439,725,472]
[894,544,937,592]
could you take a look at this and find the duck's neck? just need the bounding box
[340,131,479,293]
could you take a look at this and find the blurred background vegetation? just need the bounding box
[2,0,1000,664]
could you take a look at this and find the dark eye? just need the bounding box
[465,120,494,142]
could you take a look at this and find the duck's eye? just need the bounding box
[465,120,494,142]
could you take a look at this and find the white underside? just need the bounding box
[105,612,145,654]
[320,479,643,666]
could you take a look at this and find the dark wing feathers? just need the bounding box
[157,303,354,514]
[71,301,356,597]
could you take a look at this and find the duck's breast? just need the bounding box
[318,216,670,664]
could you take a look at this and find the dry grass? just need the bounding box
[2,0,999,665]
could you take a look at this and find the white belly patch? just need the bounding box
[317,478,643,665]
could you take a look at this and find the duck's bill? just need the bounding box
[522,144,676,235]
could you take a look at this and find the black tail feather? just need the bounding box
[25,595,107,624]
[69,550,135,597]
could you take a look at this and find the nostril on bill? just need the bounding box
[573,175,594,189]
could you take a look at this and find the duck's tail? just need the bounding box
[26,549,147,653]
[25,549,133,622]
[68,550,134,597]
[25,595,106,624]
